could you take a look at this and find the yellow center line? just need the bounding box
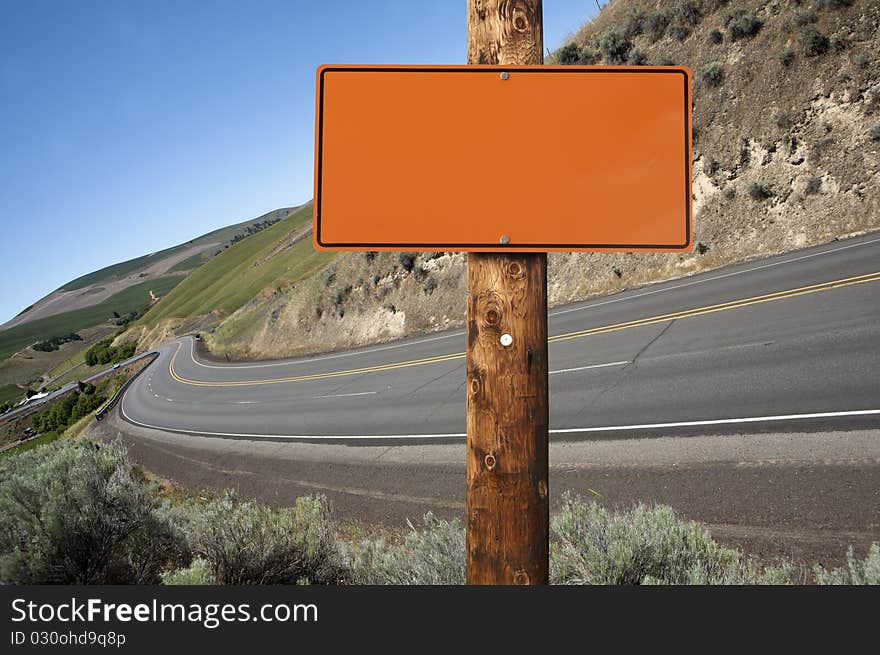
[168,271,880,388]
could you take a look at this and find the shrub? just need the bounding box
[31,389,107,434]
[598,30,630,64]
[550,495,793,585]
[180,492,347,585]
[775,112,796,129]
[709,29,723,44]
[704,156,719,174]
[647,11,670,41]
[423,277,438,295]
[870,125,880,142]
[748,181,773,200]
[350,513,465,585]
[556,42,581,65]
[696,241,710,255]
[814,544,880,585]
[321,267,336,287]
[622,10,646,38]
[805,176,822,194]
[795,10,817,26]
[727,13,763,41]
[84,339,135,367]
[740,138,752,166]
[702,63,724,87]
[669,22,690,41]
[0,439,187,584]
[576,48,600,65]
[162,557,217,585]
[398,252,417,272]
[802,27,829,56]
[671,0,701,26]
[779,48,795,66]
[32,333,83,353]
[627,49,648,66]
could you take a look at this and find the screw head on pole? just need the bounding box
[500,333,513,347]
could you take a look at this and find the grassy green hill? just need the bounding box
[138,203,333,327]
[0,205,302,390]
[58,207,297,294]
[0,275,182,360]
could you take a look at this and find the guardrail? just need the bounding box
[1,350,159,424]
[95,351,158,422]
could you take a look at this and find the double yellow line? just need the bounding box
[169,270,880,388]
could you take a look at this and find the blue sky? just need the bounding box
[0,0,598,323]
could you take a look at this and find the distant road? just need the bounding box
[121,232,880,442]
[1,351,153,422]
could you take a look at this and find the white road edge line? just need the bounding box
[118,393,880,440]
[313,391,379,399]
[551,410,880,433]
[550,361,628,374]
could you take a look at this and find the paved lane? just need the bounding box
[119,233,880,442]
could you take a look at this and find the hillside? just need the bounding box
[2,207,295,332]
[183,0,878,360]
[10,0,878,367]
[129,203,334,348]
[0,206,298,404]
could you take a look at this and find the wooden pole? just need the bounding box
[466,0,548,585]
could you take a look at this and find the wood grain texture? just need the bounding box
[467,0,543,66]
[466,0,548,585]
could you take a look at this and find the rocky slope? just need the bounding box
[195,0,879,360]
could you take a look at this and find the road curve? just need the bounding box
[119,232,880,443]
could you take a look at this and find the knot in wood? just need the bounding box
[478,292,505,332]
[513,570,530,585]
[538,479,548,499]
[484,453,496,470]
[499,0,534,34]
[505,260,525,279]
[468,373,482,397]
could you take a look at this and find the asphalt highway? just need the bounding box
[120,233,880,442]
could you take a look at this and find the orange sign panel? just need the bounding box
[314,65,692,252]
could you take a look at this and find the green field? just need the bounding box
[58,207,296,293]
[168,251,209,273]
[0,384,23,406]
[0,431,61,459]
[60,245,187,292]
[140,203,334,325]
[0,275,182,360]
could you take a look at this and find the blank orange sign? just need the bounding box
[314,65,692,252]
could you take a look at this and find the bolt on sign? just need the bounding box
[314,65,692,253]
